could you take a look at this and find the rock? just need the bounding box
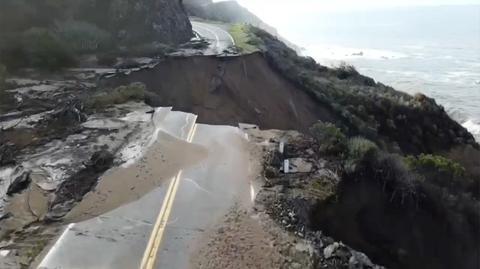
[144,91,163,107]
[90,150,114,172]
[349,251,375,269]
[264,166,279,178]
[0,143,16,166]
[287,158,313,173]
[0,212,12,222]
[53,100,87,124]
[6,168,31,196]
[290,262,302,269]
[323,242,339,259]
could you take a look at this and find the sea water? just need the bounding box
[286,5,480,141]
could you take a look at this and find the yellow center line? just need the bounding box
[140,123,198,269]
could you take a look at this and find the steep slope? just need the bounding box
[104,54,336,133]
[0,0,193,47]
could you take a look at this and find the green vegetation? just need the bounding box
[347,137,378,161]
[336,62,359,80]
[22,28,75,70]
[87,82,146,109]
[310,176,337,201]
[228,24,262,53]
[56,20,113,53]
[310,121,347,155]
[405,154,466,177]
[0,28,75,71]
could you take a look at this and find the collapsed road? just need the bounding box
[36,109,256,269]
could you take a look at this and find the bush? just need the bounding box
[347,137,378,161]
[228,24,261,53]
[374,153,422,203]
[310,121,347,155]
[22,27,75,70]
[87,82,146,109]
[336,62,359,80]
[55,21,113,53]
[405,154,466,177]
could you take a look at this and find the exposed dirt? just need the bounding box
[66,131,208,222]
[252,126,479,269]
[191,206,285,269]
[104,54,337,133]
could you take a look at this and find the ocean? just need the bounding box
[284,5,480,141]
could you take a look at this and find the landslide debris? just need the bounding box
[251,124,479,269]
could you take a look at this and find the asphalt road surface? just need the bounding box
[37,109,254,269]
[191,21,235,55]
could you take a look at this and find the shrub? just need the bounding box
[336,62,359,80]
[22,27,75,70]
[310,121,347,155]
[55,21,113,53]
[347,137,378,161]
[228,24,261,53]
[374,153,422,203]
[405,154,466,177]
[87,82,146,109]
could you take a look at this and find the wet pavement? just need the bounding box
[37,109,255,269]
[151,124,252,269]
[191,21,235,55]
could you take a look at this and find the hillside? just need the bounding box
[184,0,302,52]
[0,1,478,268]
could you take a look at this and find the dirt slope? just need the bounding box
[104,54,337,133]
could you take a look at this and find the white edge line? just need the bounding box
[192,24,220,48]
[37,223,75,268]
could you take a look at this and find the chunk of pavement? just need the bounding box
[287,158,313,173]
[323,242,340,259]
[6,168,31,196]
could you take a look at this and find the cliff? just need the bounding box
[0,0,192,46]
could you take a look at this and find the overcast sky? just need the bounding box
[216,0,480,27]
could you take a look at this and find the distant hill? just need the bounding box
[183,0,302,53]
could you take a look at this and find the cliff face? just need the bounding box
[0,0,193,45]
[72,0,193,45]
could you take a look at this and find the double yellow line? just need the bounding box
[140,123,198,269]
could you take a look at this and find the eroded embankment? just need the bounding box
[257,129,479,269]
[103,54,337,133]
[312,175,479,269]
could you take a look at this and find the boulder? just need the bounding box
[90,150,114,172]
[0,143,16,166]
[6,168,31,196]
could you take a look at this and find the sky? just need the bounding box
[214,0,480,27]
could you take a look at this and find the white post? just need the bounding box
[284,159,290,174]
[279,142,285,154]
